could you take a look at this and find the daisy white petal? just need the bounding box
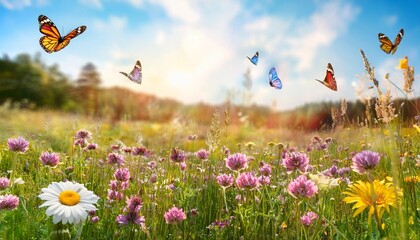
[39,181,99,225]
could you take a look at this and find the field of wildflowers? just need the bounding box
[0,53,419,239]
[0,105,419,239]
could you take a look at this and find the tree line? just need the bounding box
[0,53,418,130]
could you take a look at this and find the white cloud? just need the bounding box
[384,15,398,26]
[116,0,143,8]
[149,0,200,24]
[92,16,127,31]
[79,0,102,8]
[0,0,31,10]
[284,1,359,71]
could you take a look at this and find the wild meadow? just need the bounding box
[1,54,420,239]
[1,62,419,240]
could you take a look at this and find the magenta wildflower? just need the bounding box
[282,152,309,174]
[85,143,98,151]
[351,150,381,174]
[75,129,92,140]
[107,152,125,165]
[122,146,132,154]
[180,162,187,171]
[0,194,19,210]
[107,190,124,201]
[132,146,152,157]
[164,207,186,224]
[216,174,234,188]
[225,153,248,171]
[170,148,186,163]
[73,138,87,147]
[195,149,209,160]
[236,172,259,190]
[7,137,29,153]
[109,180,119,191]
[116,195,146,228]
[287,175,318,198]
[0,177,10,190]
[91,216,99,223]
[259,163,272,176]
[114,168,130,182]
[258,176,271,186]
[301,211,318,226]
[125,196,143,211]
[39,151,60,167]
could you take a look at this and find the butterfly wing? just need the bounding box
[324,63,337,91]
[39,15,61,53]
[120,60,142,84]
[315,63,337,91]
[128,60,142,84]
[378,33,393,54]
[269,67,282,89]
[390,28,404,55]
[119,72,129,77]
[38,15,86,53]
[54,26,86,52]
[247,51,259,65]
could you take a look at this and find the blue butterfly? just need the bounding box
[120,60,142,84]
[269,67,282,89]
[247,51,259,65]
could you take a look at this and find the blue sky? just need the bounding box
[1,0,419,110]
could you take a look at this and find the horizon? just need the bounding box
[1,0,419,110]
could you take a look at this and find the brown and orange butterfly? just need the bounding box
[378,29,404,55]
[38,15,86,53]
[315,63,337,91]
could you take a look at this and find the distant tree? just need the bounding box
[75,63,102,116]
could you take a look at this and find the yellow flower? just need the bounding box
[404,176,420,183]
[397,56,409,69]
[343,179,403,223]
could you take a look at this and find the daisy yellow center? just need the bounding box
[59,190,81,206]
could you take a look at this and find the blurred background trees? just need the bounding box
[0,53,418,131]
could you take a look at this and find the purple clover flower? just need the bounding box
[107,152,125,165]
[236,172,258,190]
[258,176,271,186]
[85,143,98,151]
[0,177,10,190]
[287,175,318,198]
[74,129,92,140]
[114,168,130,182]
[7,137,29,153]
[39,151,60,167]
[301,211,318,226]
[225,153,248,171]
[282,152,309,174]
[164,207,186,224]
[195,149,210,160]
[259,163,272,176]
[351,150,381,174]
[170,148,186,163]
[216,174,234,188]
[0,194,19,210]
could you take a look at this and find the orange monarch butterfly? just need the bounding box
[38,15,86,53]
[315,63,337,91]
[378,29,404,55]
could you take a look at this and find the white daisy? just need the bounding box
[38,181,99,224]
